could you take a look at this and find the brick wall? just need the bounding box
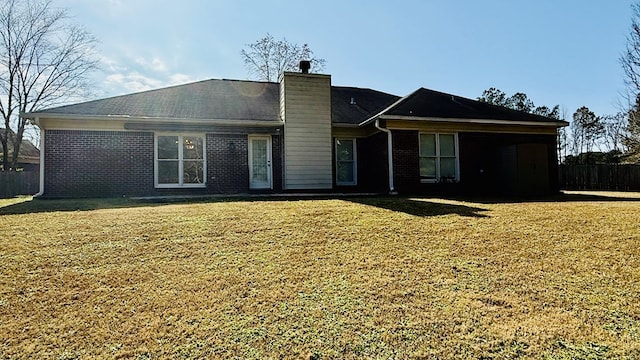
[206,133,248,193]
[391,130,420,193]
[206,133,283,193]
[45,130,283,198]
[45,130,154,197]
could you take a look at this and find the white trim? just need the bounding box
[335,137,357,186]
[418,132,460,183]
[248,135,273,190]
[154,133,207,188]
[382,115,568,127]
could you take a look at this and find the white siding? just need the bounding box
[281,72,333,189]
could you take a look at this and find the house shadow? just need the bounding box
[0,197,166,215]
[449,191,640,204]
[1,190,638,216]
[346,196,489,218]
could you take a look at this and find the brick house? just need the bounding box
[23,64,567,198]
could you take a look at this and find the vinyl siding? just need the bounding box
[281,72,333,189]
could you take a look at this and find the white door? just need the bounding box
[248,135,272,189]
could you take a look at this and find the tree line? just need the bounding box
[477,88,631,164]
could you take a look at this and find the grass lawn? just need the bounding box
[1,192,639,359]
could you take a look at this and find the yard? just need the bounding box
[0,192,639,359]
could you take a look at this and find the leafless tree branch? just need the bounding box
[0,0,98,170]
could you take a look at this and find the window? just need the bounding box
[155,134,206,188]
[335,138,357,185]
[419,133,458,182]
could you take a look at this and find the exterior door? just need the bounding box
[248,135,272,189]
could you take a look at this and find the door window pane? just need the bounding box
[251,139,268,182]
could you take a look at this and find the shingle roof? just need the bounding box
[35,79,282,121]
[33,79,399,125]
[30,79,565,127]
[374,87,564,124]
[331,86,400,124]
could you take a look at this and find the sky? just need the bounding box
[55,0,636,118]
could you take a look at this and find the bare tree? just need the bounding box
[601,112,628,152]
[620,3,640,162]
[0,0,97,171]
[241,33,326,82]
[622,4,640,96]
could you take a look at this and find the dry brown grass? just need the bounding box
[1,192,639,359]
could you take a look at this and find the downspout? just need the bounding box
[374,118,396,194]
[33,117,44,198]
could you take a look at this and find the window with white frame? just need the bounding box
[335,138,357,185]
[419,133,458,182]
[155,134,206,188]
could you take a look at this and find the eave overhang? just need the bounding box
[21,112,284,127]
[375,114,569,128]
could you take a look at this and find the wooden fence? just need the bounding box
[0,171,39,198]
[559,164,640,191]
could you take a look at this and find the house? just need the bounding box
[22,63,568,198]
[0,128,40,172]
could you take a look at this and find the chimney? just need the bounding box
[299,60,311,74]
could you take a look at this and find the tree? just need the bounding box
[620,3,640,162]
[624,96,640,162]
[621,3,640,97]
[0,0,97,171]
[571,106,605,160]
[601,112,627,153]
[477,87,508,107]
[506,92,534,113]
[478,88,559,118]
[241,33,326,82]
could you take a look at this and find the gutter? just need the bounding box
[21,112,284,127]
[374,118,396,194]
[33,117,44,198]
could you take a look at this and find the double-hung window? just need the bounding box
[155,134,206,188]
[419,133,458,182]
[335,138,357,185]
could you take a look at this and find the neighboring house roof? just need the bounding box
[362,87,568,126]
[0,128,40,164]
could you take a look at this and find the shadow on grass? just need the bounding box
[347,196,489,218]
[1,190,638,216]
[451,191,640,204]
[0,197,162,215]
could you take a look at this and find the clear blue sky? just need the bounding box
[58,0,635,118]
